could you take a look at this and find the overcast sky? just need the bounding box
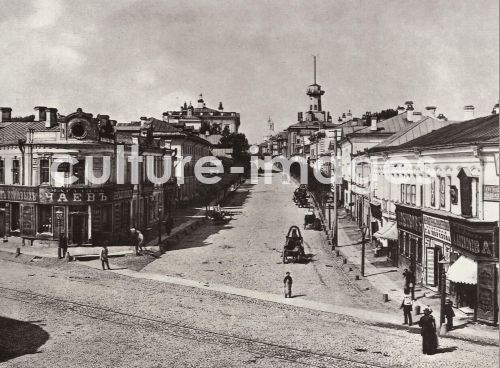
[0,0,498,143]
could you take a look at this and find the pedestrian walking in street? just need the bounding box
[444,299,455,331]
[418,306,438,355]
[100,245,111,270]
[400,290,413,326]
[58,233,68,259]
[137,230,144,253]
[284,272,293,298]
[132,229,140,255]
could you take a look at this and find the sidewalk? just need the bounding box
[332,207,498,345]
[0,183,242,260]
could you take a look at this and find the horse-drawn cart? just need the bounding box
[282,226,305,264]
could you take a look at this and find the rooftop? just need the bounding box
[395,114,499,149]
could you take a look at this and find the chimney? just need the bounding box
[45,108,58,128]
[406,103,414,122]
[492,102,499,115]
[337,117,342,124]
[0,107,12,122]
[412,112,422,122]
[218,101,224,111]
[397,105,405,114]
[370,115,378,131]
[341,112,347,123]
[425,106,437,118]
[140,116,148,127]
[98,114,110,129]
[346,110,352,120]
[298,112,303,121]
[437,113,447,121]
[34,106,47,121]
[463,105,475,120]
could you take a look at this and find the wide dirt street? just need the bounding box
[0,174,498,367]
[143,173,389,311]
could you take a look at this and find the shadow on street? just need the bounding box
[0,316,49,363]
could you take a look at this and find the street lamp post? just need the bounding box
[158,204,163,246]
[438,258,450,333]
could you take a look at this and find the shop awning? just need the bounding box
[374,222,398,242]
[447,256,477,285]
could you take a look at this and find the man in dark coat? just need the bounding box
[400,290,413,326]
[418,306,438,355]
[444,299,455,331]
[283,272,293,298]
[58,234,68,259]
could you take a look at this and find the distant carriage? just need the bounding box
[304,209,321,230]
[282,225,305,264]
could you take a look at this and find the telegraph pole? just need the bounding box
[332,129,338,248]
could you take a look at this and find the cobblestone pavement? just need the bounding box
[0,259,497,368]
[142,174,394,312]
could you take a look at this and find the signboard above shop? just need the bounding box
[0,186,39,202]
[423,214,451,244]
[39,186,133,205]
[483,185,499,202]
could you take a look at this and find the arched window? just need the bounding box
[310,105,313,110]
[314,105,317,110]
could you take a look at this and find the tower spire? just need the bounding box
[313,55,317,84]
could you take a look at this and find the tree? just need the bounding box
[219,132,251,175]
[376,109,398,120]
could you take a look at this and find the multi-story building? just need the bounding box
[162,94,240,134]
[344,102,431,229]
[116,117,212,203]
[364,106,499,324]
[0,107,172,246]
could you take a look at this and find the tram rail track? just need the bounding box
[0,284,391,368]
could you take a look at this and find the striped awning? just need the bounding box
[447,256,477,285]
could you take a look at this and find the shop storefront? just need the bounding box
[0,185,132,246]
[0,186,39,238]
[448,219,499,324]
[422,213,452,291]
[396,204,424,283]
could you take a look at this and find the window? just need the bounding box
[404,233,410,256]
[12,159,20,184]
[439,177,446,208]
[411,185,416,205]
[40,159,50,184]
[430,179,436,207]
[0,159,4,184]
[401,184,406,203]
[417,239,423,264]
[72,159,85,185]
[458,169,473,217]
[406,184,411,204]
[38,205,52,234]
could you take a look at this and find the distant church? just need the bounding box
[162,94,240,134]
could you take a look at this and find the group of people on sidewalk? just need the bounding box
[399,269,456,355]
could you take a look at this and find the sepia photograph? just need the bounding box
[0,1,498,367]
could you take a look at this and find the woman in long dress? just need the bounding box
[418,306,438,354]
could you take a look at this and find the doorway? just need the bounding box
[70,214,88,245]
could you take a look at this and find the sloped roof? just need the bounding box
[0,121,46,145]
[373,116,455,148]
[353,112,412,134]
[396,114,499,149]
